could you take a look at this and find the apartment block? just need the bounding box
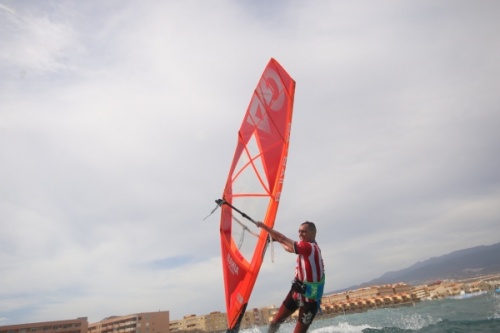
[169,314,203,332]
[411,284,430,300]
[169,311,229,333]
[393,283,412,295]
[0,317,88,333]
[322,292,347,304]
[347,287,378,300]
[88,312,169,333]
[169,306,279,333]
[202,312,226,333]
[254,306,277,326]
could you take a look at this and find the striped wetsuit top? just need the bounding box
[293,240,325,302]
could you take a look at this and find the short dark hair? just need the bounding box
[301,221,316,233]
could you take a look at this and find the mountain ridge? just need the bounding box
[332,241,500,293]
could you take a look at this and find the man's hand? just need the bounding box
[255,221,265,229]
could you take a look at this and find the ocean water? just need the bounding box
[245,292,500,333]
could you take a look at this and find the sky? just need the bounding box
[1,0,500,326]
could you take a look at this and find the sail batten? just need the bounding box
[219,58,295,333]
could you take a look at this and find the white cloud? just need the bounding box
[0,3,83,76]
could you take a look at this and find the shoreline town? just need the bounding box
[2,273,499,333]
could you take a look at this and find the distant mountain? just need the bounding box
[333,242,500,293]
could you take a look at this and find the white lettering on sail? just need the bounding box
[275,122,292,202]
[227,253,239,275]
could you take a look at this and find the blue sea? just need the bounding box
[246,292,500,333]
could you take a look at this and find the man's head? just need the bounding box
[298,221,317,242]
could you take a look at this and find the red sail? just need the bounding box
[219,58,295,332]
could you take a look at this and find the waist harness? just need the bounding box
[292,275,325,301]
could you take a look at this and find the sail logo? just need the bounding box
[246,67,285,134]
[226,253,239,275]
[275,155,287,202]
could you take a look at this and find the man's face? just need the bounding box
[298,224,315,242]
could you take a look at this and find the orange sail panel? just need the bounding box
[219,58,295,333]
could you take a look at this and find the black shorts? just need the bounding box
[282,289,319,326]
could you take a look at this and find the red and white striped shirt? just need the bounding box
[293,240,325,302]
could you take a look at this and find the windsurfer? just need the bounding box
[255,221,325,333]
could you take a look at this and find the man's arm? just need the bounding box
[255,222,295,253]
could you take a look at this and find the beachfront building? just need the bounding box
[322,292,347,304]
[425,281,461,299]
[245,308,268,327]
[322,290,358,314]
[197,306,280,329]
[168,306,277,332]
[0,317,88,333]
[393,283,412,295]
[202,312,226,333]
[259,306,278,325]
[411,284,430,300]
[377,285,396,297]
[348,287,377,300]
[167,320,181,333]
[169,314,202,332]
[88,312,169,333]
[419,280,484,299]
[467,280,492,292]
[169,312,226,332]
[320,283,417,315]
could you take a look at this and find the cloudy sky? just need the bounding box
[1,0,499,326]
